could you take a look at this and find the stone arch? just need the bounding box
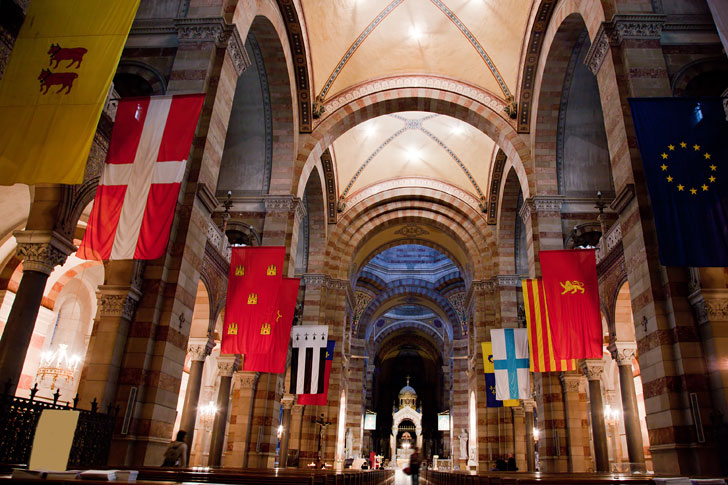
[295,87,532,200]
[371,321,447,354]
[612,279,635,343]
[190,279,213,339]
[496,167,526,276]
[671,56,728,97]
[114,60,167,96]
[298,165,327,274]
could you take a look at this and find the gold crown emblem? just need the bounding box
[227,322,238,335]
[266,264,277,276]
[235,265,244,276]
[260,322,271,335]
[248,293,258,304]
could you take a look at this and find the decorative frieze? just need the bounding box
[608,341,637,366]
[14,230,75,275]
[497,275,523,288]
[302,273,351,293]
[585,14,666,76]
[174,17,250,76]
[519,196,563,224]
[264,196,306,223]
[471,280,496,294]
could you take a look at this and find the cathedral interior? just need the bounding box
[1,0,728,480]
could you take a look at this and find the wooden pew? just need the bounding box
[421,469,658,485]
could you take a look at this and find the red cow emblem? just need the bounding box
[47,43,87,69]
[38,69,78,94]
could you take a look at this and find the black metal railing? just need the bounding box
[0,380,118,470]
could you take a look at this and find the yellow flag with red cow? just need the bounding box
[0,0,139,185]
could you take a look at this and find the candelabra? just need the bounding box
[35,344,82,390]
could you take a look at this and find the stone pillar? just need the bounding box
[451,340,469,468]
[180,338,214,458]
[289,404,304,467]
[208,355,239,467]
[512,406,527,471]
[609,342,645,471]
[223,371,259,467]
[524,399,537,472]
[278,394,295,468]
[581,359,610,472]
[560,372,591,472]
[0,230,74,394]
[77,260,143,409]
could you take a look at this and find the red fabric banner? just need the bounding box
[242,277,300,373]
[296,340,335,406]
[78,94,204,260]
[540,249,602,359]
[220,246,285,355]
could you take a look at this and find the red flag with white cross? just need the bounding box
[78,94,204,260]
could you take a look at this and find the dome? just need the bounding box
[398,376,417,399]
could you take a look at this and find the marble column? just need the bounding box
[278,394,295,467]
[581,359,610,472]
[241,371,260,468]
[560,372,590,472]
[208,355,239,467]
[0,230,74,394]
[609,342,645,471]
[523,399,537,472]
[180,338,214,458]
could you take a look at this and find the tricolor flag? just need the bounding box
[242,277,300,373]
[491,328,530,401]
[522,279,576,372]
[220,246,285,355]
[0,0,140,185]
[297,340,335,406]
[540,249,602,359]
[481,342,518,407]
[290,326,329,395]
[78,94,204,260]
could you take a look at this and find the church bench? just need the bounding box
[421,470,658,485]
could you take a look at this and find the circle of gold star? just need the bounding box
[661,141,717,195]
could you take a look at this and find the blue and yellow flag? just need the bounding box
[482,342,518,407]
[629,98,728,266]
[0,1,139,185]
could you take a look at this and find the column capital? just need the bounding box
[97,285,142,321]
[188,337,214,362]
[496,274,524,288]
[292,403,304,415]
[235,370,259,389]
[264,195,306,223]
[471,279,496,294]
[608,341,637,366]
[580,359,605,381]
[523,399,536,412]
[559,372,584,393]
[13,230,75,275]
[518,196,563,224]
[217,355,240,377]
[281,394,296,409]
[173,17,250,76]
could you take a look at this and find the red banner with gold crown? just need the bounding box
[540,249,602,359]
[221,247,285,355]
[242,277,300,373]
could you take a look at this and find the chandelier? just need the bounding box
[36,344,82,390]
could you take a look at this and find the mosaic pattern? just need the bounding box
[353,291,373,331]
[429,0,512,99]
[318,0,405,102]
[447,291,468,335]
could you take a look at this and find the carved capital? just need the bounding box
[225,24,250,77]
[496,274,522,288]
[292,404,304,415]
[471,279,496,294]
[608,341,637,366]
[265,195,306,220]
[97,285,141,321]
[236,370,260,389]
[580,359,605,381]
[585,14,665,75]
[174,17,250,76]
[281,394,296,409]
[14,230,75,275]
[523,399,536,413]
[217,355,240,377]
[303,273,350,293]
[559,372,583,393]
[188,337,214,362]
[519,196,563,224]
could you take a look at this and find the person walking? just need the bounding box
[161,430,188,467]
[409,447,422,484]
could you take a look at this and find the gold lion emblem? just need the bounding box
[560,280,585,295]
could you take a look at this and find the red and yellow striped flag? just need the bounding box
[523,278,576,372]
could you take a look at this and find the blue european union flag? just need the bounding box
[629,97,728,266]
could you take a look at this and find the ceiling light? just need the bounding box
[406,147,420,160]
[451,125,464,135]
[409,25,422,41]
[364,124,376,137]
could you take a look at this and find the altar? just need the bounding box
[390,377,422,465]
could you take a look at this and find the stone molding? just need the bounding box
[559,373,583,393]
[292,404,304,415]
[610,183,636,215]
[97,285,142,321]
[471,279,496,294]
[706,298,728,321]
[188,337,214,362]
[217,355,240,377]
[519,196,563,224]
[580,359,605,381]
[303,273,350,292]
[195,183,219,216]
[608,341,637,366]
[173,17,250,76]
[236,371,260,389]
[13,230,75,275]
[585,14,666,76]
[264,196,306,223]
[523,399,536,413]
[497,275,523,288]
[281,394,296,409]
